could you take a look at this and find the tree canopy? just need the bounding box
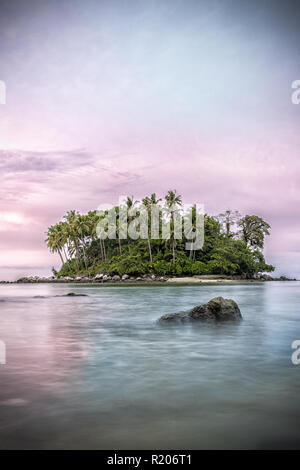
[46,192,275,278]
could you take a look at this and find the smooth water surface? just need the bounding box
[0,281,300,449]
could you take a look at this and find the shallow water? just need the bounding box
[0,281,300,449]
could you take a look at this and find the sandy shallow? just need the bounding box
[167,277,239,283]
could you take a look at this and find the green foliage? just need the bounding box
[58,258,83,277]
[104,254,148,276]
[190,261,209,275]
[45,192,274,278]
[238,215,271,249]
[253,250,275,273]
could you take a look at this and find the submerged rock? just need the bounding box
[158,296,242,323]
[65,292,88,297]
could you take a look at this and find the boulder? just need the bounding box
[112,275,121,281]
[122,274,129,280]
[259,274,273,281]
[94,273,103,280]
[65,292,87,297]
[158,297,242,323]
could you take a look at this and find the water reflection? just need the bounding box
[0,282,300,449]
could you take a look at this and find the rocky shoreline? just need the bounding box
[0,273,297,284]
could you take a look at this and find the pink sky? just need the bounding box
[1,0,300,279]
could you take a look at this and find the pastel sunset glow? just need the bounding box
[1,0,300,279]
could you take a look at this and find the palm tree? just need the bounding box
[56,221,70,262]
[142,193,162,262]
[142,196,152,261]
[126,196,139,254]
[88,210,106,261]
[185,204,197,260]
[165,190,182,262]
[216,210,241,237]
[46,225,64,265]
[63,210,82,268]
[115,206,123,255]
[76,214,90,270]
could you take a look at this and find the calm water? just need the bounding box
[0,281,300,449]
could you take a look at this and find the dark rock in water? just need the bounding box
[158,297,242,323]
[65,293,87,297]
[34,293,88,299]
[158,312,191,323]
[190,297,242,321]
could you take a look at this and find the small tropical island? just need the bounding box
[37,190,280,283]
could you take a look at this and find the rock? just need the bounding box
[151,274,156,280]
[136,277,143,281]
[112,275,121,281]
[65,293,87,297]
[158,297,242,323]
[122,274,129,280]
[190,297,242,321]
[75,276,82,281]
[259,274,273,281]
[94,273,103,280]
[158,312,190,323]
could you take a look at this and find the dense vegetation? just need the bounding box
[46,191,275,278]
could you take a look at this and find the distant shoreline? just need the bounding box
[0,274,297,285]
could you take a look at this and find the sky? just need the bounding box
[0,0,300,280]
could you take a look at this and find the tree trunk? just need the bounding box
[99,239,103,260]
[63,246,69,262]
[81,243,87,270]
[58,250,64,265]
[147,238,152,262]
[102,239,106,261]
